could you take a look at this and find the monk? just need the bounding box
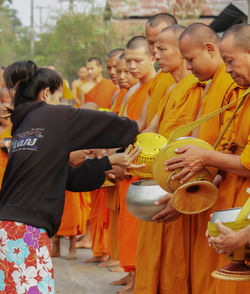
[111,36,155,294]
[134,25,205,294]
[138,13,177,130]
[71,66,88,107]
[80,57,117,108]
[101,53,138,270]
[106,48,124,85]
[164,24,250,294]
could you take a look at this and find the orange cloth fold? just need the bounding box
[85,78,118,108]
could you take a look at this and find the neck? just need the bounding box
[210,58,224,79]
[139,68,156,85]
[95,74,103,83]
[171,62,191,83]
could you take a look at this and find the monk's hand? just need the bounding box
[209,221,248,256]
[165,145,209,184]
[106,165,132,181]
[108,145,145,170]
[152,194,181,223]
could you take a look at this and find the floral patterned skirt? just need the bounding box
[0,221,54,294]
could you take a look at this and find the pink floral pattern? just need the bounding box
[0,221,54,294]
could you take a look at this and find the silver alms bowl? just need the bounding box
[126,179,167,221]
[211,207,250,223]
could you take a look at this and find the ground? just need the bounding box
[53,238,124,294]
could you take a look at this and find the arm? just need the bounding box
[66,156,111,192]
[137,96,150,132]
[166,145,250,183]
[79,86,86,105]
[67,107,138,152]
[142,113,159,133]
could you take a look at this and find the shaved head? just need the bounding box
[179,23,220,46]
[222,23,250,52]
[106,48,124,59]
[87,57,102,67]
[126,36,151,56]
[161,25,186,43]
[106,49,124,84]
[146,13,177,28]
[219,24,250,87]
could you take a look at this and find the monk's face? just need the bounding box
[78,67,88,80]
[116,58,138,89]
[106,56,119,84]
[125,47,154,81]
[87,60,102,80]
[155,32,183,73]
[145,23,167,55]
[180,35,216,81]
[219,35,250,87]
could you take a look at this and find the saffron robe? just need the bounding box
[146,71,175,125]
[134,74,205,294]
[191,85,250,294]
[119,78,154,271]
[85,78,118,109]
[56,191,90,236]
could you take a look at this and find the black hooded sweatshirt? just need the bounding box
[0,101,138,236]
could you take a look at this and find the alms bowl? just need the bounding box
[126,179,167,221]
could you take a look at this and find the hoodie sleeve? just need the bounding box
[66,107,138,152]
[66,156,112,192]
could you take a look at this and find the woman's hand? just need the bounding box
[152,194,181,223]
[108,145,145,170]
[165,145,210,184]
[106,165,132,181]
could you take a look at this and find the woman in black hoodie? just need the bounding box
[0,60,139,293]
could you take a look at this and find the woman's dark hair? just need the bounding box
[4,60,63,108]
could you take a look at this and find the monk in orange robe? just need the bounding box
[80,58,117,264]
[109,36,155,294]
[106,48,124,85]
[71,66,88,107]
[165,24,250,294]
[80,57,118,109]
[134,25,206,294]
[102,52,139,269]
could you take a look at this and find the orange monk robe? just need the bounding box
[135,71,177,290]
[89,188,110,257]
[134,74,205,294]
[118,78,154,272]
[190,87,250,294]
[105,88,128,260]
[57,191,90,236]
[111,88,127,114]
[198,63,237,145]
[85,78,118,109]
[63,80,74,101]
[146,71,175,125]
[0,128,11,188]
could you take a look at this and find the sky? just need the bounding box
[10,0,105,29]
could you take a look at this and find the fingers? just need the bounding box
[165,157,183,167]
[165,162,185,171]
[154,194,172,205]
[174,145,192,154]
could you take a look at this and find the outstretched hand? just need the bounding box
[165,145,209,184]
[108,145,145,170]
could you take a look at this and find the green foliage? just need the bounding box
[34,12,124,81]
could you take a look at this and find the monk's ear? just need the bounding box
[203,42,216,57]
